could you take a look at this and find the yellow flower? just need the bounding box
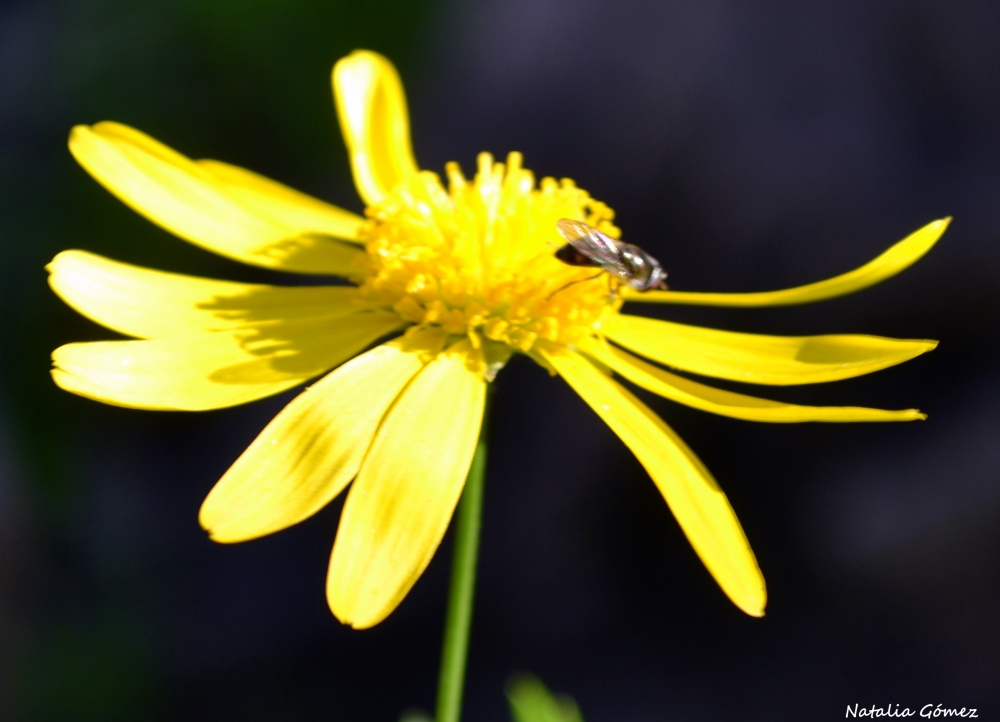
[48,50,945,628]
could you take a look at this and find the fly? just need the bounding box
[554,218,667,292]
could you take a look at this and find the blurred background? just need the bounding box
[2,0,999,719]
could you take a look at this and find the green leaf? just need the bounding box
[399,709,433,722]
[506,674,584,722]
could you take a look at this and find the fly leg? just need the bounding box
[546,272,604,300]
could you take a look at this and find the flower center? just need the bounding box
[356,152,623,359]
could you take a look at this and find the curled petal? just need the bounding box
[51,312,404,410]
[200,329,447,543]
[332,50,419,206]
[624,218,949,306]
[606,314,937,386]
[327,339,486,629]
[69,122,365,273]
[587,339,926,423]
[538,343,765,617]
[48,250,361,339]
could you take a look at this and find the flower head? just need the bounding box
[49,51,945,628]
[356,153,623,357]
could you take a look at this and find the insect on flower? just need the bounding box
[47,49,947,629]
[555,218,668,292]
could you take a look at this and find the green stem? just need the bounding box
[435,392,491,722]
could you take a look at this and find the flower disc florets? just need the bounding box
[356,152,622,364]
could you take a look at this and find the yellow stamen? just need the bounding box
[358,152,623,360]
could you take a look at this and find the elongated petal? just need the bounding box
[69,122,366,273]
[624,218,950,306]
[199,159,365,245]
[48,250,362,339]
[327,339,486,629]
[51,312,403,410]
[538,343,765,616]
[332,50,419,206]
[606,314,937,386]
[200,328,447,543]
[586,339,925,422]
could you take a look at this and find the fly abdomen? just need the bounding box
[555,243,600,267]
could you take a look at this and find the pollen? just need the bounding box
[357,152,623,361]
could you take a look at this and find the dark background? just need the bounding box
[2,0,999,719]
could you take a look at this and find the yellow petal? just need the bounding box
[606,314,937,386]
[69,122,366,274]
[327,339,486,628]
[200,328,447,543]
[537,343,765,616]
[51,312,404,410]
[332,50,419,207]
[624,218,949,306]
[48,250,361,339]
[199,159,366,245]
[586,339,925,422]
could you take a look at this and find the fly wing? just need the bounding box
[555,218,629,276]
